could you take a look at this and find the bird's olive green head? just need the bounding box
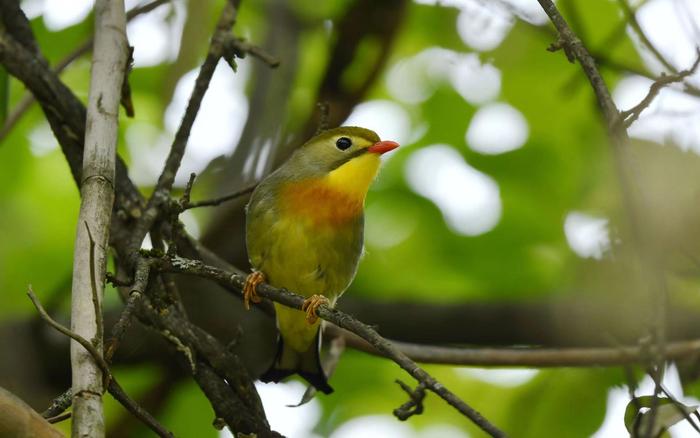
[281,126,398,179]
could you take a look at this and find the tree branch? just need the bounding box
[176,173,257,211]
[105,257,151,362]
[326,325,700,367]
[620,52,700,127]
[224,37,280,68]
[127,0,240,255]
[537,0,620,126]
[393,380,426,421]
[536,0,676,434]
[154,255,506,437]
[136,292,277,436]
[1,1,275,433]
[616,0,676,73]
[69,1,129,435]
[28,288,173,437]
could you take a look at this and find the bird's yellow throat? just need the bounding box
[280,152,381,226]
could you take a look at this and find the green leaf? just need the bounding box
[624,396,699,437]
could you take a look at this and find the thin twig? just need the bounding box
[127,0,241,255]
[524,6,700,99]
[393,380,426,421]
[315,101,331,135]
[536,1,678,437]
[28,287,173,437]
[108,379,173,438]
[106,271,131,287]
[183,184,257,210]
[616,0,700,97]
[85,221,103,343]
[659,384,700,434]
[28,286,111,377]
[154,255,506,437]
[616,0,675,73]
[46,412,72,424]
[325,325,700,367]
[224,37,280,68]
[126,0,171,20]
[172,171,257,212]
[41,388,73,419]
[105,258,151,362]
[181,172,197,206]
[536,0,620,125]
[121,45,135,117]
[620,51,700,127]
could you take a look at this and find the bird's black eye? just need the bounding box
[336,137,352,150]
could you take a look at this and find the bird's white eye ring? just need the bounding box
[336,137,352,150]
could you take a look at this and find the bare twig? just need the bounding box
[154,255,506,437]
[85,222,104,342]
[137,294,274,435]
[659,384,700,434]
[108,379,173,438]
[536,0,620,125]
[315,101,331,135]
[620,52,700,127]
[128,0,241,255]
[181,172,197,207]
[28,287,173,438]
[182,184,256,210]
[105,257,151,362]
[46,412,72,424]
[224,37,280,68]
[121,46,135,117]
[41,389,73,419]
[28,287,111,381]
[327,325,700,367]
[535,1,676,436]
[520,2,700,99]
[393,380,426,421]
[616,0,676,73]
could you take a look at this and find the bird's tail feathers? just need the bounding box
[259,332,333,394]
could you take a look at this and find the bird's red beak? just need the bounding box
[367,140,399,155]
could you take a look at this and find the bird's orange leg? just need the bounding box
[301,294,330,324]
[243,271,265,310]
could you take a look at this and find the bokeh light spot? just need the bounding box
[564,212,610,260]
[405,145,501,235]
[466,102,529,154]
[345,100,411,146]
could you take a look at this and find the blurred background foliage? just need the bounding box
[3,0,700,436]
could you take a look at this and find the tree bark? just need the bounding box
[69,1,128,437]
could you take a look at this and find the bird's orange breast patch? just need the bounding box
[279,179,364,226]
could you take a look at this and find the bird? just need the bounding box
[243,126,399,394]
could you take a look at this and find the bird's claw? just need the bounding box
[301,294,330,324]
[243,271,265,310]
